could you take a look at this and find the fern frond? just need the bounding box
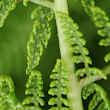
[57,12,107,80]
[0,75,21,110]
[82,83,110,110]
[26,6,54,75]
[81,0,110,62]
[48,59,70,110]
[57,11,91,75]
[19,70,45,110]
[0,0,17,27]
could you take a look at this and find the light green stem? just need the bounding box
[54,0,84,110]
[30,0,54,9]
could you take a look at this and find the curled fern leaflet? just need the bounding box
[82,83,110,110]
[0,75,21,110]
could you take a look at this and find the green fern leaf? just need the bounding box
[57,11,93,77]
[26,6,54,75]
[81,0,110,62]
[19,70,45,110]
[82,83,110,110]
[0,0,17,27]
[48,59,70,110]
[0,75,21,110]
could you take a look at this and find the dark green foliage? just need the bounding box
[0,75,21,110]
[26,6,54,75]
[82,83,110,110]
[48,59,70,110]
[81,0,110,62]
[0,0,17,27]
[19,70,45,110]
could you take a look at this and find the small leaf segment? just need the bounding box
[81,0,110,62]
[26,6,54,75]
[48,59,70,110]
[57,12,107,80]
[0,0,18,27]
[82,83,110,110]
[19,70,45,110]
[0,75,21,110]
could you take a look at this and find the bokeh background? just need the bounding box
[0,0,110,109]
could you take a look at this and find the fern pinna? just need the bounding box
[48,59,70,110]
[81,0,110,62]
[26,6,53,75]
[19,70,45,110]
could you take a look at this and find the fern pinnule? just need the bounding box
[26,6,53,75]
[82,83,110,110]
[0,75,21,110]
[76,67,107,80]
[19,70,44,110]
[0,0,17,27]
[81,0,110,62]
[48,59,70,110]
[23,0,28,6]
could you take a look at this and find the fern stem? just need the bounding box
[54,0,84,110]
[54,0,74,76]
[30,0,54,9]
[80,64,110,88]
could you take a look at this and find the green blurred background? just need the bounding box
[0,0,110,109]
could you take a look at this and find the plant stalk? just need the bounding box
[30,0,54,9]
[54,0,84,109]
